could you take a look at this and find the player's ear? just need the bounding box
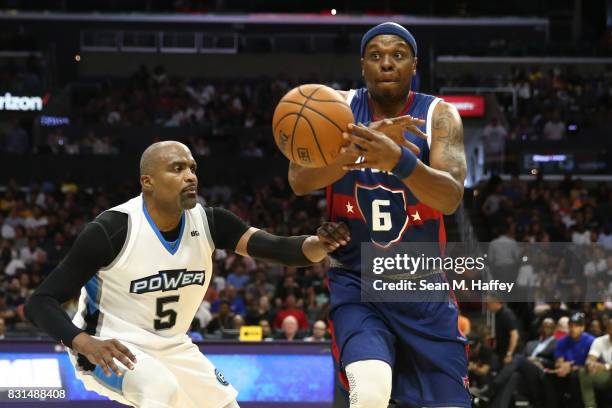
[140,175,153,192]
[412,57,418,76]
[360,58,364,78]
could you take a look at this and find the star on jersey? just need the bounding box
[346,202,354,213]
[411,211,421,221]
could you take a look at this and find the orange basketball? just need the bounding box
[272,84,355,168]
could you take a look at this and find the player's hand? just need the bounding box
[341,123,403,172]
[316,221,351,252]
[503,353,513,365]
[556,361,572,377]
[369,115,426,155]
[72,332,137,377]
[587,360,605,374]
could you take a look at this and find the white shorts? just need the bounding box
[68,338,238,408]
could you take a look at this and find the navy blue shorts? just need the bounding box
[328,268,471,408]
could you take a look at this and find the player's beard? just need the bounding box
[368,80,411,109]
[179,192,197,209]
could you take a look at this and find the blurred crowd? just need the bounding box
[467,303,612,408]
[72,65,357,129]
[438,66,612,133]
[467,176,612,406]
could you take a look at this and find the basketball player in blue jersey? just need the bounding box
[25,141,350,408]
[289,23,470,408]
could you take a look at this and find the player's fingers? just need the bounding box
[104,354,122,377]
[343,132,373,147]
[390,115,426,127]
[323,223,348,245]
[347,123,377,140]
[342,161,368,171]
[336,222,351,239]
[96,355,112,377]
[111,348,135,370]
[111,340,137,364]
[340,143,365,156]
[400,139,421,155]
[405,125,428,140]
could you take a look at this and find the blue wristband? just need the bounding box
[391,146,418,179]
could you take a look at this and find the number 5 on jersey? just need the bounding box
[154,295,179,330]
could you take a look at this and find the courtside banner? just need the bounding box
[360,242,611,303]
[438,95,485,117]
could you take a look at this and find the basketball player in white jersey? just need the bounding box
[25,141,350,408]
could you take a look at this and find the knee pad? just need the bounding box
[345,359,392,408]
[122,357,180,408]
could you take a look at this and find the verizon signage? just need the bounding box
[439,95,485,117]
[0,92,44,111]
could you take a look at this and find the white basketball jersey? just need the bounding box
[72,194,214,350]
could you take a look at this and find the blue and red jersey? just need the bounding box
[327,87,446,272]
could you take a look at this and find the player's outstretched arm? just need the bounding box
[233,222,350,265]
[342,102,466,214]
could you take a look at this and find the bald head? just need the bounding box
[140,141,190,176]
[139,140,199,212]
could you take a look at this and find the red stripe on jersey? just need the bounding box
[331,193,363,220]
[405,201,442,225]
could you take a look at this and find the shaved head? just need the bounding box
[139,140,199,214]
[140,141,190,176]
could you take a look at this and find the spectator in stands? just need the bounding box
[488,223,521,284]
[597,225,612,250]
[486,297,520,366]
[245,295,274,325]
[555,316,570,340]
[206,300,234,335]
[277,315,303,341]
[3,118,29,154]
[227,263,250,289]
[579,316,612,408]
[482,117,507,175]
[543,110,566,141]
[487,318,556,408]
[468,325,496,398]
[304,320,327,342]
[259,319,274,341]
[545,312,595,408]
[19,237,46,266]
[588,319,604,338]
[0,289,18,325]
[273,294,309,331]
[0,317,5,339]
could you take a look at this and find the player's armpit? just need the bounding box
[288,161,346,195]
[429,101,467,185]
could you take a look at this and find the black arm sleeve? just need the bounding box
[204,207,249,250]
[247,231,311,266]
[24,211,128,348]
[204,206,312,265]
